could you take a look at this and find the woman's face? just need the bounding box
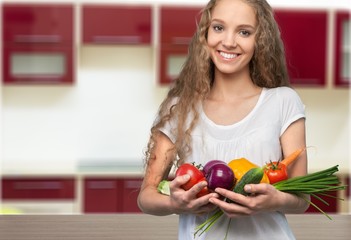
[207,0,257,76]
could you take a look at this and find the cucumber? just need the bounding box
[233,167,264,196]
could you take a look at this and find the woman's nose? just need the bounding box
[222,32,237,48]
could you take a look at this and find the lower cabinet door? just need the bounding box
[305,190,338,214]
[83,178,121,213]
[120,178,143,213]
[2,177,75,200]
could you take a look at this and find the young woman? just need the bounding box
[138,0,309,239]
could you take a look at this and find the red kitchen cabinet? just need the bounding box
[346,176,350,198]
[2,4,74,84]
[159,6,202,84]
[83,177,142,213]
[334,11,350,87]
[83,178,122,213]
[82,5,152,44]
[274,10,328,86]
[1,177,75,200]
[160,6,202,45]
[120,178,143,213]
[305,189,338,214]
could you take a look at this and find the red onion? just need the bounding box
[205,163,235,190]
[203,160,227,175]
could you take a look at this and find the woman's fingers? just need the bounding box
[170,174,190,189]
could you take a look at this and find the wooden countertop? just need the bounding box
[0,214,350,240]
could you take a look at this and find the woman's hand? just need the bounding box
[169,174,220,215]
[209,183,286,218]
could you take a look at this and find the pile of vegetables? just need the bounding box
[157,148,347,239]
[159,160,236,198]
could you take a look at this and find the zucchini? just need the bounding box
[233,167,264,196]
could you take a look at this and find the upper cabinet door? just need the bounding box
[160,6,201,45]
[334,11,350,87]
[3,4,73,45]
[2,4,74,84]
[274,10,328,86]
[82,5,152,45]
[159,6,202,84]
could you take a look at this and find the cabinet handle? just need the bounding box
[171,37,192,45]
[92,36,141,44]
[14,181,63,190]
[14,35,61,44]
[124,180,142,189]
[87,181,116,189]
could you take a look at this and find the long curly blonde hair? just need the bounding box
[144,0,289,170]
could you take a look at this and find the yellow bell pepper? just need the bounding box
[228,158,270,184]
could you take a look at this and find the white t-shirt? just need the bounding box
[160,87,305,240]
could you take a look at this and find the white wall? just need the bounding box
[1,0,350,175]
[1,45,168,174]
[297,89,350,173]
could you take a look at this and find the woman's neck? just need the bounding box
[209,70,260,101]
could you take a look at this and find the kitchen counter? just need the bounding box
[0,214,350,240]
[76,159,145,176]
[1,160,145,177]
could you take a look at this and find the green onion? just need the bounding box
[194,165,347,238]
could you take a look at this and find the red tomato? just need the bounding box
[197,186,210,197]
[264,161,288,184]
[175,163,209,197]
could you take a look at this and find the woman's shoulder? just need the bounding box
[266,86,301,100]
[265,86,295,93]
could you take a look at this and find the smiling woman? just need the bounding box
[138,0,310,239]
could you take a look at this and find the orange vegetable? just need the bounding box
[263,147,306,184]
[228,158,270,184]
[281,147,306,166]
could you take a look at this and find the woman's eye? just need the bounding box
[213,25,223,32]
[239,30,251,37]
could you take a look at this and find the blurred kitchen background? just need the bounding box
[0,0,350,215]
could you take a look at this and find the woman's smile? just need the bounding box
[218,50,240,61]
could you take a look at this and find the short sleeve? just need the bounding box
[159,119,177,144]
[278,87,306,136]
[156,97,179,144]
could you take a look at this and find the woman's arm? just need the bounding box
[137,131,218,216]
[275,117,310,213]
[281,118,308,178]
[137,131,177,215]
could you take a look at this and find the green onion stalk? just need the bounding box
[194,165,347,238]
